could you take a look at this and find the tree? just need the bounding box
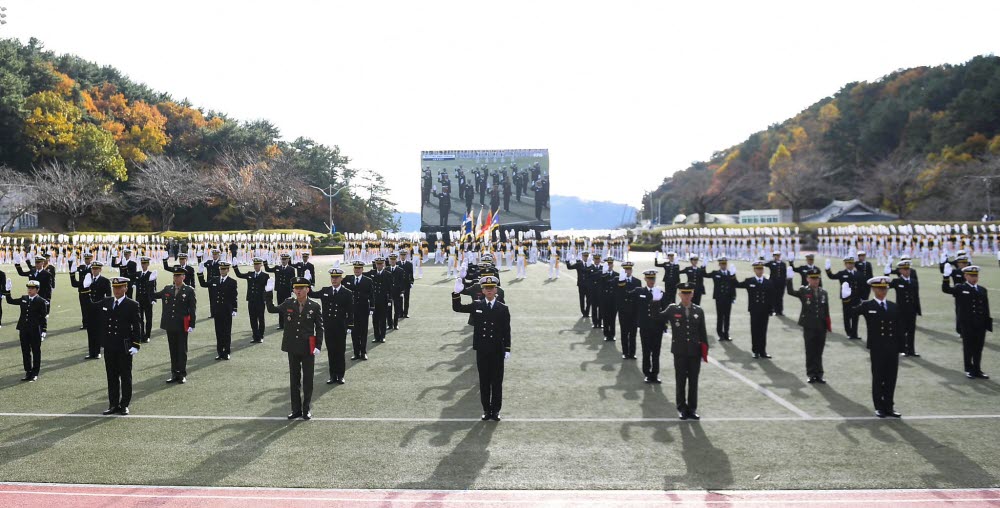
[863,155,929,219]
[22,90,81,159]
[768,147,839,223]
[72,123,128,181]
[33,160,118,231]
[211,150,305,230]
[125,156,207,230]
[0,166,39,232]
[358,169,401,231]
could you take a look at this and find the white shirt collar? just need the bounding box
[114,296,126,306]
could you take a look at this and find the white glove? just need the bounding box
[4,279,10,292]
[840,282,851,299]
[186,327,194,333]
[198,263,204,274]
[652,287,663,301]
[14,253,21,264]
[312,348,321,356]
[128,347,138,356]
[943,263,953,277]
[149,270,158,282]
[504,352,511,360]
[940,253,947,264]
[304,269,312,281]
[232,311,237,316]
[825,259,832,270]
[459,264,467,278]
[40,332,46,340]
[83,273,93,288]
[264,278,275,292]
[787,251,794,261]
[786,266,794,279]
[454,278,464,293]
[601,264,608,274]
[618,271,626,282]
[883,263,891,275]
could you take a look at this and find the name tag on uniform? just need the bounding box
[475,309,483,313]
[639,295,647,299]
[102,307,108,311]
[962,291,970,294]
[868,310,877,314]
[749,284,756,288]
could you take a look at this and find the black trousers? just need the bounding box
[899,310,917,354]
[373,301,389,339]
[750,310,770,354]
[771,284,784,314]
[803,327,826,379]
[288,352,315,412]
[962,326,987,375]
[577,286,589,316]
[402,287,411,316]
[476,349,505,414]
[352,306,370,355]
[663,285,677,305]
[640,327,662,377]
[842,303,859,338]
[86,311,103,357]
[166,330,188,377]
[589,289,602,326]
[603,299,617,338]
[19,329,41,376]
[619,310,637,357]
[715,300,731,339]
[138,297,153,341]
[78,293,89,327]
[248,299,265,340]
[439,213,449,227]
[207,287,218,317]
[213,308,233,356]
[276,289,291,329]
[326,326,347,380]
[104,349,132,408]
[391,292,404,328]
[692,292,703,306]
[870,350,898,412]
[674,354,701,413]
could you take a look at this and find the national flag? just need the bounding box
[479,209,493,239]
[473,206,483,241]
[489,210,501,231]
[461,211,473,241]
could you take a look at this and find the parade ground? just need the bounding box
[1,253,999,497]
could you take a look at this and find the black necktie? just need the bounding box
[113,300,118,311]
[881,301,886,312]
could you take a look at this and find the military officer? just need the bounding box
[786,267,830,383]
[790,253,823,287]
[292,252,316,287]
[565,251,592,317]
[112,248,138,299]
[367,257,392,342]
[265,277,324,420]
[764,251,788,316]
[826,256,863,340]
[736,261,774,358]
[70,252,94,329]
[234,258,269,343]
[615,261,642,359]
[387,252,407,330]
[133,257,157,343]
[706,257,737,341]
[3,280,47,382]
[198,260,238,360]
[16,255,53,315]
[654,251,681,304]
[855,251,874,300]
[630,270,667,382]
[151,267,197,384]
[846,276,903,418]
[202,249,223,318]
[162,252,195,287]
[342,261,374,360]
[452,275,511,421]
[98,277,142,415]
[942,264,993,379]
[657,282,708,420]
[265,254,297,330]
[600,257,620,341]
[397,250,415,318]
[680,254,706,305]
[309,268,354,384]
[890,260,922,357]
[586,253,604,328]
[76,261,111,360]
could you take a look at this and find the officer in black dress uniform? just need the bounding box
[586,253,604,328]
[309,268,354,384]
[342,261,374,360]
[846,276,903,418]
[630,270,667,382]
[387,252,406,330]
[71,252,94,329]
[786,267,830,383]
[265,254,297,330]
[657,282,708,420]
[98,277,141,415]
[706,257,737,341]
[292,252,316,287]
[134,257,157,343]
[855,251,874,301]
[75,261,111,360]
[112,248,138,299]
[942,264,993,379]
[601,257,619,341]
[4,280,47,382]
[197,261,238,360]
[565,251,592,316]
[654,251,682,305]
[367,257,392,342]
[789,253,823,287]
[890,260,922,357]
[266,277,324,420]
[680,255,706,306]
[163,252,195,287]
[398,250,415,318]
[234,258,269,343]
[826,256,863,340]
[452,275,511,421]
[736,260,774,358]
[615,261,642,359]
[764,251,787,316]
[16,255,52,316]
[202,249,223,318]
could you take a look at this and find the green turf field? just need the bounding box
[0,254,999,490]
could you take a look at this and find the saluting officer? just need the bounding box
[16,255,53,315]
[764,251,788,316]
[826,256,863,340]
[657,282,708,420]
[265,277,324,420]
[452,275,511,421]
[706,257,737,341]
[790,253,823,287]
[309,268,354,384]
[234,258,269,343]
[615,261,642,359]
[198,260,238,360]
[112,248,138,299]
[654,251,682,304]
[133,257,157,343]
[77,261,111,360]
[292,252,316,287]
[630,270,667,383]
[736,260,774,359]
[98,277,141,416]
[4,280,47,382]
[202,249,223,319]
[342,261,374,360]
[786,267,830,383]
[890,260,922,357]
[942,264,993,379]
[680,254,706,305]
[151,267,197,384]
[846,276,903,418]
[265,254,297,330]
[71,252,94,329]
[566,251,592,317]
[586,253,604,328]
[163,252,195,287]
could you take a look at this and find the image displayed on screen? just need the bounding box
[420,148,550,229]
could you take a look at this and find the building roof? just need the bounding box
[802,199,898,223]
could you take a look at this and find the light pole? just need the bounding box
[309,183,349,234]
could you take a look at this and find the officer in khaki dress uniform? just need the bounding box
[786,267,830,383]
[452,275,511,421]
[657,282,708,420]
[151,267,197,384]
[309,268,354,385]
[266,277,325,420]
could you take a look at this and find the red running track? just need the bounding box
[1,483,1000,507]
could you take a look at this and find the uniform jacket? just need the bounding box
[342,274,375,310]
[736,276,774,313]
[942,280,993,333]
[151,283,197,332]
[848,299,904,354]
[786,281,830,330]
[659,303,708,357]
[4,293,47,333]
[452,293,511,354]
[197,273,238,313]
[308,285,355,330]
[265,297,325,354]
[233,266,269,302]
[95,296,142,351]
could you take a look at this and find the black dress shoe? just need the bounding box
[752,353,760,359]
[967,372,976,379]
[875,410,886,418]
[102,407,119,415]
[84,355,97,360]
[816,378,826,384]
[335,378,345,385]
[910,352,921,357]
[327,379,336,384]
[481,413,491,421]
[288,411,303,420]
[978,372,990,379]
[302,411,312,420]
[350,356,360,361]
[678,412,688,420]
[760,353,772,359]
[21,375,32,382]
[166,377,177,383]
[362,354,368,360]
[652,377,661,384]
[807,377,816,383]
[622,354,628,359]
[178,377,187,384]
[687,412,700,420]
[224,354,231,360]
[215,356,223,361]
[119,407,130,416]
[28,376,37,382]
[888,410,902,418]
[644,376,651,383]
[490,413,501,421]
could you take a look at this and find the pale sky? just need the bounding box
[3,1,998,213]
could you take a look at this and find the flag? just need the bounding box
[461,212,473,241]
[479,209,493,239]
[474,206,483,241]
[490,210,501,231]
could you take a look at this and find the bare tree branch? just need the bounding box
[125,156,207,230]
[33,160,118,231]
[212,150,305,230]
